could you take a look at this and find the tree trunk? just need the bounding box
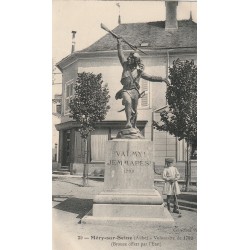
[185,142,192,192]
[82,138,88,186]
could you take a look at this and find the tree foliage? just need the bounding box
[69,72,110,139]
[153,59,197,145]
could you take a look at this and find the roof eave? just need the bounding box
[56,46,197,71]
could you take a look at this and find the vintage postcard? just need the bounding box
[52,1,197,249]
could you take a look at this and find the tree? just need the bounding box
[69,72,110,185]
[153,59,197,191]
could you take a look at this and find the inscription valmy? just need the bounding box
[106,151,151,167]
[112,151,146,157]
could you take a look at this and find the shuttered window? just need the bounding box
[90,129,109,162]
[64,79,74,114]
[177,139,187,161]
[139,79,149,108]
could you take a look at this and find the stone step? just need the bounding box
[163,195,197,210]
[172,205,197,212]
[177,200,197,209]
[60,166,70,170]
[52,170,70,175]
[166,203,197,212]
[178,193,197,203]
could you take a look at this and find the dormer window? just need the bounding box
[140,42,149,47]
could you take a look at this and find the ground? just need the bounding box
[52,175,197,250]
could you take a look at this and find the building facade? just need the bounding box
[55,1,197,179]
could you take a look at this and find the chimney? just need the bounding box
[71,31,77,53]
[116,3,121,24]
[189,10,193,21]
[165,1,178,31]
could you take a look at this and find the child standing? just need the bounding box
[162,158,181,213]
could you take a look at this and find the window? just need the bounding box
[177,139,187,161]
[62,129,71,166]
[139,79,149,108]
[90,129,109,162]
[64,79,74,114]
[177,139,197,161]
[56,104,61,114]
[191,141,197,160]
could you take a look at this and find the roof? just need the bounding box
[82,20,197,53]
[56,19,197,70]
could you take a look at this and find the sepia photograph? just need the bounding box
[52,1,197,249]
[3,1,250,250]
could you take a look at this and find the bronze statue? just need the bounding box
[116,38,168,129]
[100,23,168,138]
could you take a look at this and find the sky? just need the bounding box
[53,0,197,64]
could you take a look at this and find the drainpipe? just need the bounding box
[151,110,154,141]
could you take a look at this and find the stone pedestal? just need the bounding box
[81,139,174,225]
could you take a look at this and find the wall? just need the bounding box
[61,62,78,123]
[153,112,177,166]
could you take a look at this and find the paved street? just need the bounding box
[52,175,197,250]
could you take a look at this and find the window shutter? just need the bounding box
[64,79,74,114]
[140,79,149,107]
[177,139,187,161]
[70,83,74,96]
[64,99,68,111]
[91,129,109,162]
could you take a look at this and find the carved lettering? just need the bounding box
[123,168,134,174]
[107,151,150,168]
[106,159,151,166]
[113,151,146,158]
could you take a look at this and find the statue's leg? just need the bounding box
[122,92,132,128]
[131,91,139,129]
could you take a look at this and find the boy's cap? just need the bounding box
[165,158,174,164]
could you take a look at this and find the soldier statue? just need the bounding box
[115,38,168,129]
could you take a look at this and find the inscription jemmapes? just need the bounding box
[106,151,151,167]
[107,159,151,166]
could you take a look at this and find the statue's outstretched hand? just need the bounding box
[163,78,170,84]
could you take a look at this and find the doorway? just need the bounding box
[62,129,71,168]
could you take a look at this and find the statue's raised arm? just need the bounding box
[117,38,126,65]
[115,40,168,137]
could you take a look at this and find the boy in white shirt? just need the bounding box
[162,158,181,213]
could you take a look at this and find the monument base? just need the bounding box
[93,189,163,205]
[81,207,174,227]
[93,204,168,218]
[81,139,174,226]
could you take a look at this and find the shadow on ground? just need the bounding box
[59,180,84,187]
[53,196,93,218]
